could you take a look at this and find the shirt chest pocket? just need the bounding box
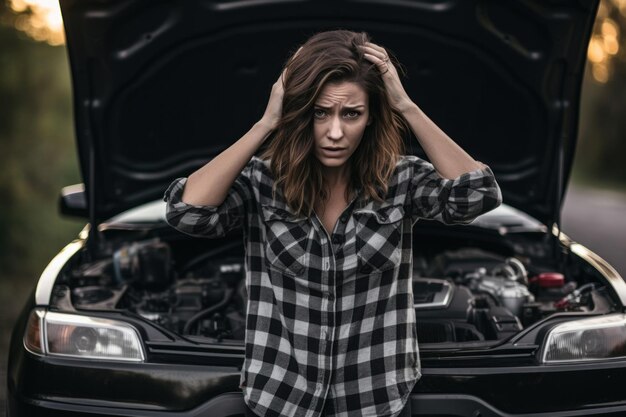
[262,204,311,277]
[354,204,405,273]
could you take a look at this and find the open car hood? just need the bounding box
[59,0,599,226]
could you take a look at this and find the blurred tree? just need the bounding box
[4,0,64,45]
[577,0,626,186]
[0,0,82,278]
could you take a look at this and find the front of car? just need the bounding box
[8,0,626,416]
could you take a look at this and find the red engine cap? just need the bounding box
[530,272,565,288]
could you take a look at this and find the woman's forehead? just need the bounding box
[316,81,368,106]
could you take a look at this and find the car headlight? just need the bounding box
[541,313,626,363]
[24,309,145,362]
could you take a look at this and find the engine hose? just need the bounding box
[507,257,528,284]
[183,287,236,335]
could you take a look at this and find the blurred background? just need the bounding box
[0,0,625,413]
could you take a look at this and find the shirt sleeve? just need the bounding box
[162,158,255,238]
[407,157,503,225]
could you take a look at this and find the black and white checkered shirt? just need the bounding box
[163,155,502,417]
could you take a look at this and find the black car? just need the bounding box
[7,0,626,416]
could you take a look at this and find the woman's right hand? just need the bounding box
[259,70,286,131]
[182,48,302,206]
[259,47,302,131]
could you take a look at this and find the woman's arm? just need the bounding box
[181,71,287,206]
[397,104,485,179]
[360,42,501,224]
[360,42,484,179]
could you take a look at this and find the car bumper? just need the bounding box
[410,394,626,416]
[6,391,246,417]
[8,392,626,417]
[9,346,626,417]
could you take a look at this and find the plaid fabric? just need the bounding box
[163,155,502,417]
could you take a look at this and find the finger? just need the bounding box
[361,49,392,68]
[359,45,390,64]
[280,46,304,85]
[363,42,388,57]
[278,67,287,87]
[362,52,391,75]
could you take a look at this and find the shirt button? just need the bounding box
[340,216,347,223]
[324,261,330,271]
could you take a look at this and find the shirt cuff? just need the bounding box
[163,177,220,213]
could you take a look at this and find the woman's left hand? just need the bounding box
[359,42,415,113]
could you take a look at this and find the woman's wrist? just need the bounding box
[255,118,277,141]
[398,100,420,118]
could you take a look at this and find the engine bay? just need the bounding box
[51,232,615,345]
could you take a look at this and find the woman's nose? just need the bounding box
[327,116,343,140]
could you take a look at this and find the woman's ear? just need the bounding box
[366,117,372,126]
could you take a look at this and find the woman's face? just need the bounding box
[312,80,371,171]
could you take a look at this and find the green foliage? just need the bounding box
[0,19,83,278]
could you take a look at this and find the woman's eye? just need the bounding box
[313,109,327,119]
[345,111,360,118]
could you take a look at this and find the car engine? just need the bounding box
[57,238,600,344]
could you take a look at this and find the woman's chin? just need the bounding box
[316,156,349,169]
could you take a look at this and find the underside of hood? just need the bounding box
[59,0,599,226]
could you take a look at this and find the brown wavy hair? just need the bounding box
[261,29,408,216]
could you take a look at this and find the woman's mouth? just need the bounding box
[321,147,346,155]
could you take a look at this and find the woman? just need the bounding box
[164,30,502,417]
